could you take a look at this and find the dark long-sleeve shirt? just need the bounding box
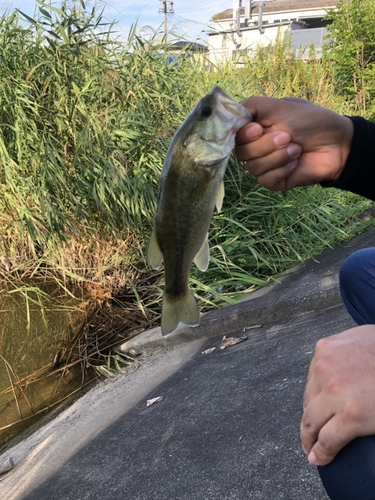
[322,116,375,202]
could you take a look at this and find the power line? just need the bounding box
[158,1,174,42]
[178,0,229,14]
[173,13,212,30]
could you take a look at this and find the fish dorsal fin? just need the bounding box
[216,181,225,212]
[194,234,210,271]
[147,227,163,270]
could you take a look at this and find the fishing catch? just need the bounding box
[148,86,252,335]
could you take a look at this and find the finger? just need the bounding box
[303,365,320,410]
[236,131,293,162]
[300,393,334,455]
[244,142,301,178]
[241,95,317,130]
[242,95,286,127]
[236,121,262,145]
[256,161,298,191]
[303,339,334,409]
[307,414,359,466]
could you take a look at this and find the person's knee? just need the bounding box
[318,436,375,500]
[340,248,375,291]
[339,248,375,325]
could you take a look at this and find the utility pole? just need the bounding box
[159,1,174,43]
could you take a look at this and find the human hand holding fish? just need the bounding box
[235,96,354,191]
[148,87,252,335]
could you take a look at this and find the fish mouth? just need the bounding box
[221,97,245,117]
[211,86,252,121]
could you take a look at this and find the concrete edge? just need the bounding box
[118,286,342,354]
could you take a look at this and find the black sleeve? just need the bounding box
[321,116,375,201]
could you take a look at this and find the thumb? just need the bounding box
[307,417,357,466]
[241,95,282,125]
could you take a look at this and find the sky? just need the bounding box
[2,0,232,42]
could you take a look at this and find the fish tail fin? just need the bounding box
[161,289,200,336]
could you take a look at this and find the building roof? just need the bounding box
[166,41,208,52]
[212,0,340,21]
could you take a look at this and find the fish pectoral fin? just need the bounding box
[147,228,163,270]
[194,234,210,271]
[161,288,200,335]
[216,181,225,212]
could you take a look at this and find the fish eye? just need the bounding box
[201,105,212,118]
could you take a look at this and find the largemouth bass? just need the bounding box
[148,87,252,335]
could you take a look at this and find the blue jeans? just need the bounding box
[318,248,375,499]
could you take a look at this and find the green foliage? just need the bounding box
[237,34,332,100]
[324,0,375,117]
[0,1,371,314]
[0,2,121,245]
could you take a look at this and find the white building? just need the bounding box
[207,0,342,64]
